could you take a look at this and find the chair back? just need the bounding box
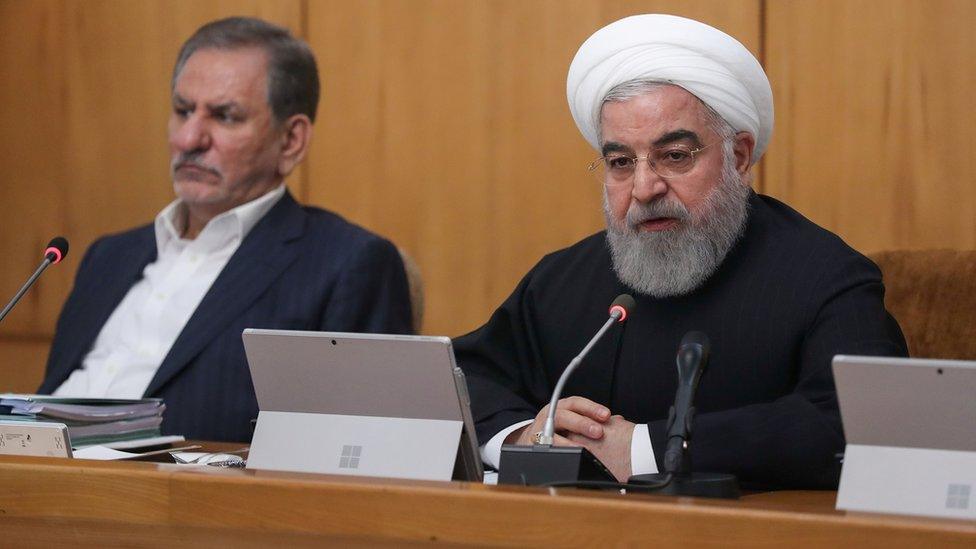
[870,249,976,359]
[397,247,424,333]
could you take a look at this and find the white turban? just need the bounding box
[567,14,773,163]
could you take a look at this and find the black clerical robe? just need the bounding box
[454,192,907,489]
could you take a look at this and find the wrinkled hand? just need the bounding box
[506,396,611,447]
[505,397,635,482]
[565,415,635,482]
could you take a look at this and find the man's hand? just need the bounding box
[566,415,635,482]
[505,396,611,446]
[504,397,636,481]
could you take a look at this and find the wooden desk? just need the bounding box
[0,455,973,548]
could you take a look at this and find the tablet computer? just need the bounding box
[833,355,976,519]
[833,354,976,452]
[243,329,482,482]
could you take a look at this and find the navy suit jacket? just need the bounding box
[39,191,413,442]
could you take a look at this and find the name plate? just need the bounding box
[837,444,976,520]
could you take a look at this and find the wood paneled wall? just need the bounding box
[0,0,972,391]
[764,0,976,253]
[306,0,759,339]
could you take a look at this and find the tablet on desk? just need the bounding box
[242,329,482,482]
[833,355,976,519]
[834,355,976,453]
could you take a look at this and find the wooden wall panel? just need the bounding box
[0,1,69,338]
[0,0,302,390]
[764,0,976,254]
[306,0,760,336]
[0,340,50,393]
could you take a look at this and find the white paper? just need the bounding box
[102,435,185,450]
[73,446,143,460]
[171,452,244,466]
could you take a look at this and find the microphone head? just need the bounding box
[608,293,636,322]
[679,330,710,352]
[676,331,711,381]
[44,236,69,264]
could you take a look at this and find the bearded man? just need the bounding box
[453,14,907,488]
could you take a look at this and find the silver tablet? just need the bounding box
[242,329,482,482]
[833,355,976,452]
[833,355,976,518]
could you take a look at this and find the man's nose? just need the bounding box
[631,160,668,203]
[170,115,211,152]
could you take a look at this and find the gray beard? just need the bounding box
[604,158,751,298]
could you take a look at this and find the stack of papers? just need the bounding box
[73,440,193,460]
[0,394,166,448]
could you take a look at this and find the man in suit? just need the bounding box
[454,14,907,488]
[39,17,413,442]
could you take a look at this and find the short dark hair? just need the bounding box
[172,17,320,123]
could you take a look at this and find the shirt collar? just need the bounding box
[154,184,287,254]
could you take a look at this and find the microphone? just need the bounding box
[0,237,70,325]
[498,294,634,485]
[629,330,740,498]
[537,293,636,445]
[662,331,709,473]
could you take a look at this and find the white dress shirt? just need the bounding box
[481,420,658,476]
[54,185,287,399]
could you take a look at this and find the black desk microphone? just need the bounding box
[629,331,740,498]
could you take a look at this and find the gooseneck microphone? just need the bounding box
[0,237,70,325]
[498,294,634,485]
[537,293,636,445]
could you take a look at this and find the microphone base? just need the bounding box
[628,472,740,499]
[498,444,616,486]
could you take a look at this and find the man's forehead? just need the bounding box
[599,86,711,145]
[173,47,269,99]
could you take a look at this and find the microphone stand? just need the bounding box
[537,313,619,445]
[0,237,69,326]
[629,332,739,499]
[497,295,634,486]
[0,256,56,325]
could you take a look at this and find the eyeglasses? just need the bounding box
[587,140,724,184]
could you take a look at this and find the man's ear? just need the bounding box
[733,131,756,176]
[277,114,313,177]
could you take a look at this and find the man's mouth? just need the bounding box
[636,217,679,232]
[174,163,220,181]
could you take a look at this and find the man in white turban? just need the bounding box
[455,15,906,488]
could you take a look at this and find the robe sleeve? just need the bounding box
[454,265,556,444]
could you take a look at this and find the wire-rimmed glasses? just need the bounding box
[587,140,724,184]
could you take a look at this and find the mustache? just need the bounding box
[626,198,691,228]
[171,153,221,178]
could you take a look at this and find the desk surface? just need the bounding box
[0,454,974,548]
